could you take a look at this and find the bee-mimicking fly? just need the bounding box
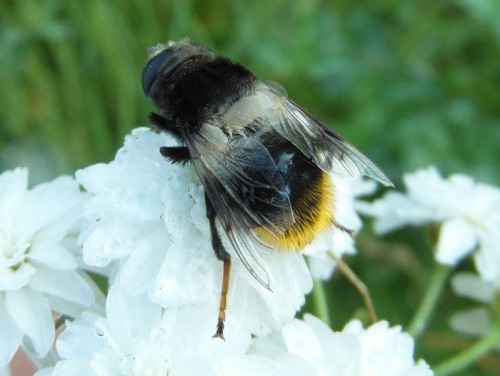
[142,39,393,339]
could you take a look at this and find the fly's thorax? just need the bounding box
[151,57,255,128]
[218,81,284,135]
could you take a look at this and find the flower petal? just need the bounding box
[105,284,162,353]
[17,176,83,239]
[119,228,168,295]
[28,243,78,270]
[307,253,335,281]
[30,267,94,308]
[81,220,152,267]
[450,307,491,337]
[436,218,477,265]
[282,318,322,362]
[0,300,23,366]
[0,168,28,215]
[474,231,500,284]
[57,312,105,360]
[5,288,55,358]
[357,192,434,234]
[451,272,496,303]
[0,263,36,291]
[34,368,53,376]
[405,167,450,211]
[51,360,95,376]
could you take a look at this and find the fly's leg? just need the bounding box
[205,192,231,340]
[148,112,183,142]
[160,146,190,165]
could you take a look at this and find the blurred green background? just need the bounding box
[1,0,499,375]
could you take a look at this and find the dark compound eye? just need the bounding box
[141,49,175,97]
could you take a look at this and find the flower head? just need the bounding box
[250,314,433,376]
[38,284,254,376]
[76,128,316,338]
[0,168,95,366]
[40,286,433,376]
[359,167,500,283]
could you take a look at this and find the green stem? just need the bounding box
[407,264,450,339]
[434,328,500,376]
[312,279,331,327]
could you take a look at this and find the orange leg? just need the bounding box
[213,258,231,339]
[205,192,232,339]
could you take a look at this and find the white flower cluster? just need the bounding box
[73,128,375,338]
[2,129,432,375]
[0,169,97,369]
[359,166,500,284]
[35,284,432,376]
[250,315,433,376]
[75,128,314,336]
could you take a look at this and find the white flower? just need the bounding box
[359,166,500,283]
[450,272,498,337]
[76,128,313,338]
[250,314,434,376]
[37,284,255,376]
[0,168,95,367]
[306,177,377,280]
[42,286,432,376]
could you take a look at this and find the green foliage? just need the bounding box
[2,0,499,184]
[1,1,499,374]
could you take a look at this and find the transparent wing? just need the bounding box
[183,123,294,288]
[260,82,393,187]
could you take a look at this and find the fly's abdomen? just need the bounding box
[255,135,335,251]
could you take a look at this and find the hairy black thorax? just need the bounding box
[151,56,255,127]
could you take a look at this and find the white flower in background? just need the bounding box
[77,128,313,338]
[358,166,500,283]
[306,177,377,280]
[0,168,95,367]
[250,314,433,376]
[449,272,498,337]
[36,284,258,376]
